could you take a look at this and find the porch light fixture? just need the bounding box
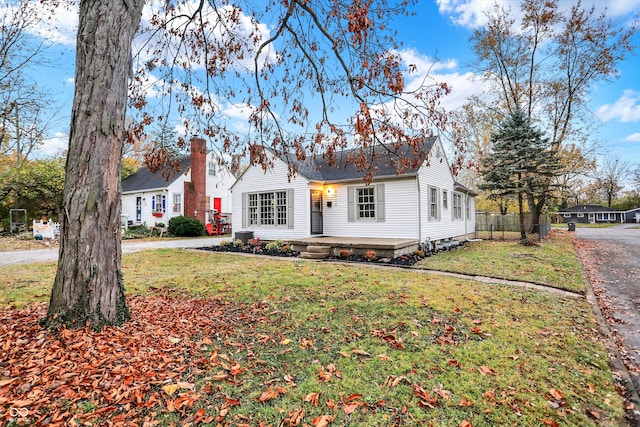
[326,187,335,196]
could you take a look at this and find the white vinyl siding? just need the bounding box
[232,155,304,240]
[418,139,475,241]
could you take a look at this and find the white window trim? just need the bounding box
[347,184,385,223]
[245,190,292,227]
[428,186,440,221]
[172,193,182,213]
[452,192,463,220]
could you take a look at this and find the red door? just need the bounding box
[213,197,222,214]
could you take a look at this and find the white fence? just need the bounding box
[33,220,60,239]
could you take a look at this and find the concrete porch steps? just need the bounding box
[299,245,331,260]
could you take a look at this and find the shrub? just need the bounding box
[248,237,261,247]
[233,239,244,247]
[265,240,283,251]
[339,249,350,258]
[220,239,232,247]
[280,244,292,253]
[167,216,204,237]
[364,250,377,261]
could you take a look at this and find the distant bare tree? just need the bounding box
[595,157,632,207]
[0,0,60,162]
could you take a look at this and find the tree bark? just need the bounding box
[46,0,145,328]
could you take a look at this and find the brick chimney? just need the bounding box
[184,137,207,224]
[249,144,264,165]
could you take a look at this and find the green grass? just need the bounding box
[551,222,619,228]
[0,249,628,426]
[415,230,585,293]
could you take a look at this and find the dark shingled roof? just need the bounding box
[278,137,439,182]
[558,204,622,213]
[122,156,190,193]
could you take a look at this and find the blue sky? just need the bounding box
[22,0,640,171]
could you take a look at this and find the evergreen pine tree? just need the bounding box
[480,109,560,242]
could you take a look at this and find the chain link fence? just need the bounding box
[475,213,551,240]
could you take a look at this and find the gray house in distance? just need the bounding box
[624,207,640,223]
[558,204,624,224]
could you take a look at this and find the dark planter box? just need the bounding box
[235,231,254,244]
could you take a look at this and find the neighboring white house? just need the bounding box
[230,137,476,245]
[122,138,235,227]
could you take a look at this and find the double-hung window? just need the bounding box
[208,161,217,176]
[172,193,182,213]
[453,193,463,220]
[247,190,290,226]
[357,187,376,219]
[429,186,439,221]
[347,184,385,222]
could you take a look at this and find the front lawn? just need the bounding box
[415,230,585,293]
[0,250,628,426]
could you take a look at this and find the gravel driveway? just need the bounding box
[0,237,225,268]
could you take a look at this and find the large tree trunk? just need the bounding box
[518,192,527,243]
[46,0,145,328]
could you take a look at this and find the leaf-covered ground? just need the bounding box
[0,252,629,426]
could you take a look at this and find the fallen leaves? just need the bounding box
[0,294,270,425]
[256,385,287,403]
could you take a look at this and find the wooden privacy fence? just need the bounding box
[475,213,551,240]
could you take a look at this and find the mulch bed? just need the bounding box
[196,245,425,266]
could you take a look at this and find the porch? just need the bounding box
[289,236,420,260]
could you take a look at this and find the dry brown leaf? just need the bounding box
[311,415,334,426]
[478,366,496,376]
[549,388,564,400]
[303,392,320,406]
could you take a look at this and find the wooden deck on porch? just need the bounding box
[290,236,420,259]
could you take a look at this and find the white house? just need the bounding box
[122,138,235,227]
[230,137,476,246]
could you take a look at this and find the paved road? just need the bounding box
[574,224,640,394]
[0,237,225,267]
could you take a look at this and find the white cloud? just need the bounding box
[623,133,640,143]
[436,0,638,29]
[135,2,276,72]
[36,131,68,158]
[25,1,78,45]
[399,48,483,110]
[596,90,640,123]
[435,0,516,28]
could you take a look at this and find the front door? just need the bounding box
[588,213,595,224]
[310,190,323,234]
[136,196,142,222]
